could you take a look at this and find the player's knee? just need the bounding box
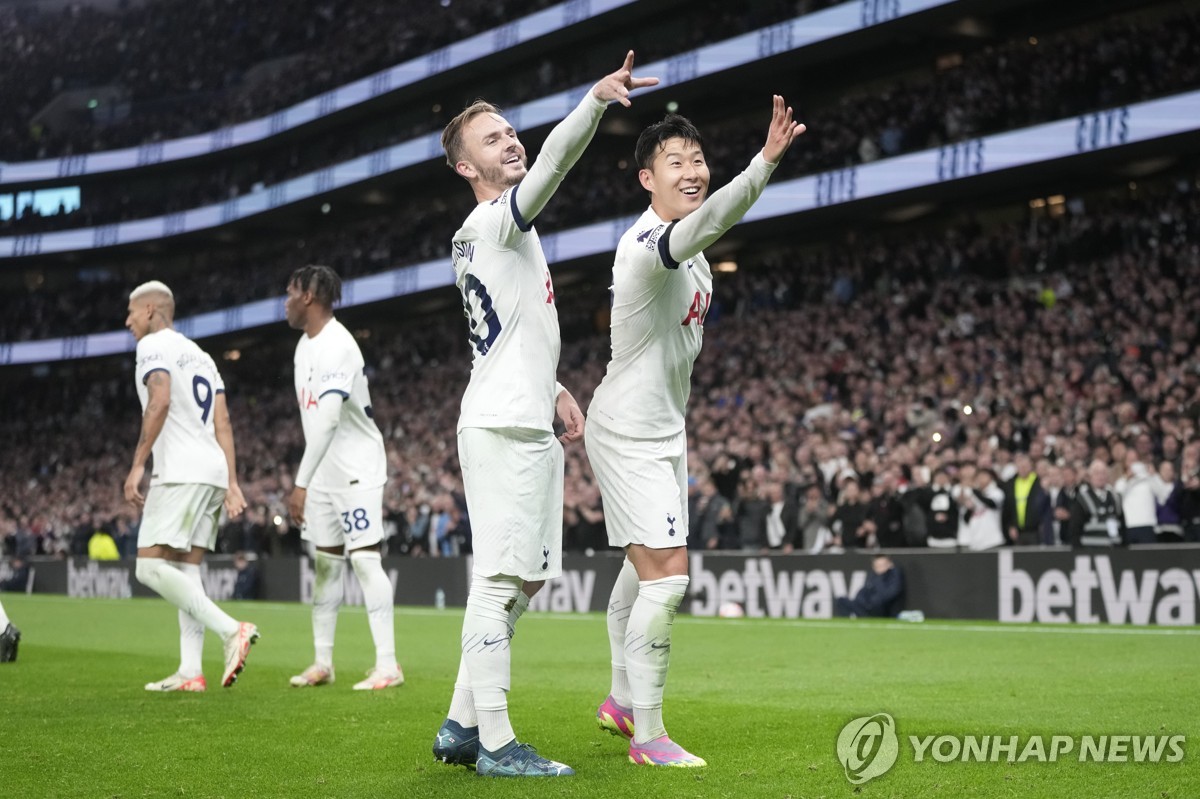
[639,574,689,613]
[521,579,545,598]
[135,557,165,587]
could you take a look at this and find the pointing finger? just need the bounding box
[622,50,635,73]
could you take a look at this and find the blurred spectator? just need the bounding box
[1115,451,1161,544]
[833,555,905,618]
[796,484,833,554]
[761,481,798,553]
[1067,460,1125,547]
[87,526,120,560]
[1002,453,1053,546]
[957,467,1006,551]
[0,557,31,592]
[232,552,259,600]
[911,467,958,549]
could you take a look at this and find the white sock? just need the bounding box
[462,574,520,752]
[175,562,207,679]
[625,575,689,744]
[447,657,477,727]
[508,591,530,636]
[448,590,526,729]
[606,558,639,706]
[0,599,10,630]
[350,550,396,671]
[135,558,238,639]
[312,551,345,668]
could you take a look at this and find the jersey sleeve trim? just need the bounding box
[510,182,533,233]
[141,367,169,384]
[319,389,350,400]
[658,221,681,270]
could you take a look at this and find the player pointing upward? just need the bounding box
[432,51,658,778]
[587,97,805,766]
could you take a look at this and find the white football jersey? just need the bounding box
[452,183,561,433]
[134,328,229,488]
[293,318,387,491]
[588,206,713,439]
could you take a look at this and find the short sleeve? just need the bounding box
[205,353,226,394]
[135,336,170,385]
[314,339,358,399]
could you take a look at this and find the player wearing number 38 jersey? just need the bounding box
[285,265,402,692]
[125,280,258,693]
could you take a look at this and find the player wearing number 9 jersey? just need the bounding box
[124,280,258,691]
[284,265,402,692]
[432,53,658,778]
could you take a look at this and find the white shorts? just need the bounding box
[585,421,688,549]
[139,483,225,551]
[302,485,385,550]
[459,427,563,581]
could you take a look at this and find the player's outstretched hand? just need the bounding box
[225,483,247,519]
[762,95,806,164]
[124,464,145,508]
[556,387,585,444]
[592,50,659,108]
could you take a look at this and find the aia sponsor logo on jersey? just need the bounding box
[298,387,319,410]
[682,291,710,327]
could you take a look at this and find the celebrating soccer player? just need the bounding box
[124,281,258,691]
[587,97,805,766]
[431,51,658,778]
[285,265,403,691]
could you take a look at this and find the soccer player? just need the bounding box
[124,280,258,691]
[587,98,805,766]
[0,599,18,663]
[431,52,658,778]
[285,265,403,691]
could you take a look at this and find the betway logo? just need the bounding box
[68,560,132,599]
[999,551,1200,625]
[690,554,867,618]
[299,558,399,605]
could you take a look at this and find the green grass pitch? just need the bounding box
[0,594,1196,798]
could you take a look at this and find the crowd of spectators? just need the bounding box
[4,3,1198,347]
[4,2,1196,240]
[3,167,1198,562]
[0,0,833,163]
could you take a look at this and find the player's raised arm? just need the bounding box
[664,95,805,267]
[514,51,659,226]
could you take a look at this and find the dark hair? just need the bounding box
[634,113,705,170]
[289,264,341,308]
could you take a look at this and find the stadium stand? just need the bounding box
[2,0,1198,560]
